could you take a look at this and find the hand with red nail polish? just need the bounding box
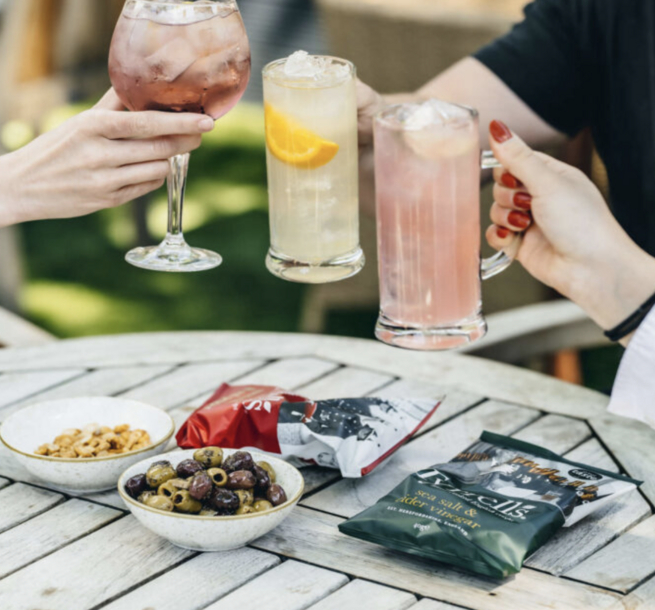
[485,120,655,338]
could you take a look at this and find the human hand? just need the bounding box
[0,89,214,227]
[485,120,655,338]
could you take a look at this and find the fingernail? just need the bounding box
[490,120,513,144]
[198,117,214,132]
[496,226,511,239]
[508,211,532,230]
[501,172,523,189]
[513,192,532,210]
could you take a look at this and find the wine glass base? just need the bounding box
[266,247,365,284]
[375,313,487,351]
[126,244,222,273]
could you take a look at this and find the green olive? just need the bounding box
[235,505,255,515]
[199,508,219,517]
[207,467,228,487]
[235,489,254,506]
[137,490,156,504]
[172,490,203,514]
[158,478,189,497]
[257,461,276,484]
[144,495,174,512]
[146,462,176,488]
[193,447,224,469]
[253,500,274,513]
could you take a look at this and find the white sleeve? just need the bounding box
[608,308,655,429]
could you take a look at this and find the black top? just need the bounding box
[474,0,655,255]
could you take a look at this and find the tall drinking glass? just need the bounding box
[374,100,517,350]
[109,0,251,272]
[263,53,364,283]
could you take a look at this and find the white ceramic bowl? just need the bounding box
[0,397,175,494]
[118,449,304,551]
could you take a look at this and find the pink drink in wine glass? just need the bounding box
[108,0,251,272]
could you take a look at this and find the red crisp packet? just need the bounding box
[175,384,309,453]
[176,384,442,477]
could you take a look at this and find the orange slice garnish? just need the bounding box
[265,104,339,169]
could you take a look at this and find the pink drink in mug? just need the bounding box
[374,100,515,350]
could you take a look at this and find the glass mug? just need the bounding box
[373,100,519,350]
[263,54,364,284]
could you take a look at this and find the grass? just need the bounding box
[19,103,310,338]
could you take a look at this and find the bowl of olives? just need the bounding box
[117,447,304,551]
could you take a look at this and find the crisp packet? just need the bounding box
[176,383,441,477]
[339,431,641,578]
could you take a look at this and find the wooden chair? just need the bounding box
[0,307,55,348]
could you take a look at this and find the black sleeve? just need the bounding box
[474,0,593,138]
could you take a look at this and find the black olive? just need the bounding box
[188,471,213,501]
[226,470,256,490]
[267,484,288,506]
[211,488,240,514]
[125,474,147,499]
[252,465,271,490]
[176,459,204,478]
[223,451,255,473]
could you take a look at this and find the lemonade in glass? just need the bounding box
[263,52,363,283]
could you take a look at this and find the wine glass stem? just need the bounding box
[165,153,190,247]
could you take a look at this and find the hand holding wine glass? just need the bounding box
[108,0,251,272]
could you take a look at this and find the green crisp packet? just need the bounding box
[338,431,641,578]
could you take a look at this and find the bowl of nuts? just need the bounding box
[0,397,175,494]
[118,447,304,551]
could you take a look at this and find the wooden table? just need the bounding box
[0,331,653,610]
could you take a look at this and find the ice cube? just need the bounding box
[284,50,328,78]
[146,36,198,82]
[402,99,471,130]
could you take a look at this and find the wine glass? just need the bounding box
[108,0,251,272]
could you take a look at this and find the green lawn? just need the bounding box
[20,104,312,338]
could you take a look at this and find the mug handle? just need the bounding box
[480,151,522,280]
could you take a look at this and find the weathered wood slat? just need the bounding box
[120,360,267,410]
[0,333,608,417]
[235,356,340,389]
[606,575,655,609]
[0,483,62,533]
[410,601,463,610]
[0,516,191,610]
[0,499,120,578]
[308,579,416,610]
[0,478,8,491]
[374,378,483,434]
[590,414,655,504]
[566,516,655,593]
[3,365,174,411]
[527,438,651,575]
[101,548,280,610]
[302,400,540,518]
[203,560,348,610]
[0,369,85,410]
[512,414,591,454]
[297,366,394,399]
[252,507,620,610]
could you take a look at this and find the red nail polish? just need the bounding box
[490,120,513,143]
[501,173,522,189]
[514,192,532,210]
[508,211,531,229]
[496,226,511,239]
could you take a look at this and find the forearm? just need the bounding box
[415,58,565,151]
[0,152,23,228]
[566,245,655,347]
